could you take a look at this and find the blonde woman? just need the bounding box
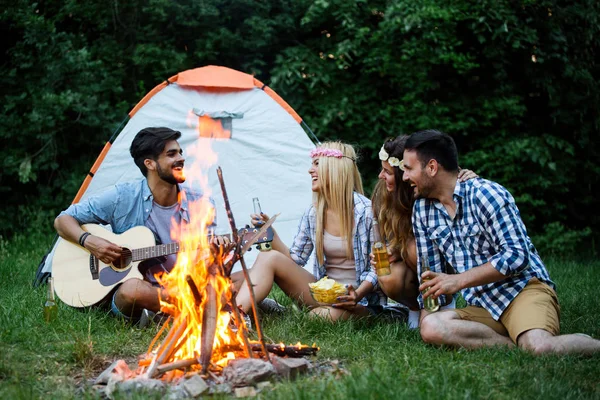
[372,136,477,327]
[236,141,384,321]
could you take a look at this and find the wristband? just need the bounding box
[78,232,91,247]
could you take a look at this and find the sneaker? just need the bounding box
[138,309,155,329]
[258,298,286,315]
[380,303,409,323]
[225,305,252,332]
[137,309,169,328]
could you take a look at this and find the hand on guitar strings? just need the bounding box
[210,235,236,262]
[85,235,123,265]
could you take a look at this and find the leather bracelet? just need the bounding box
[78,232,91,247]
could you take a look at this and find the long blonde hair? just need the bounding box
[313,141,364,265]
[371,136,414,261]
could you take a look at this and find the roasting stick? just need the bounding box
[216,167,270,363]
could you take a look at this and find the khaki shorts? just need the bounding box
[454,278,560,343]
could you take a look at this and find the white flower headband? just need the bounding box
[379,145,404,170]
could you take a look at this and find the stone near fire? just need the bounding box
[95,359,133,385]
[210,382,233,395]
[222,358,276,387]
[106,376,166,398]
[271,355,312,379]
[183,374,209,397]
[164,384,190,400]
[234,386,258,398]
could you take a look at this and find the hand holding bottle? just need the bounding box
[372,218,391,276]
[420,256,440,312]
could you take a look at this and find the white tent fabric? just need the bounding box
[39,67,316,277]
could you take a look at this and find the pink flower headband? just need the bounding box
[310,148,356,162]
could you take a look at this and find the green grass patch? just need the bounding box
[1,232,599,399]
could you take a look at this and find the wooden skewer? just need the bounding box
[145,314,172,357]
[216,166,271,363]
[229,296,254,359]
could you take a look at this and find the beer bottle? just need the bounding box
[44,277,58,322]
[372,218,391,276]
[421,256,440,312]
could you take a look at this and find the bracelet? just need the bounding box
[78,232,91,247]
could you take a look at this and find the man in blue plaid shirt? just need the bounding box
[402,129,599,355]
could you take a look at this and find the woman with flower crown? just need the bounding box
[235,141,384,321]
[372,136,477,328]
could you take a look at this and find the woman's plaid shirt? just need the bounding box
[289,192,386,307]
[412,178,554,321]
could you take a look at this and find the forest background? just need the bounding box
[1,0,598,257]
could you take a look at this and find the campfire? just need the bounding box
[94,126,320,396]
[135,167,318,380]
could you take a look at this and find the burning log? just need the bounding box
[253,343,319,358]
[156,358,199,374]
[220,343,319,358]
[186,275,203,305]
[145,315,189,378]
[199,269,218,373]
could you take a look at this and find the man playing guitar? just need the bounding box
[54,127,231,322]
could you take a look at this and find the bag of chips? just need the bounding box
[308,276,348,304]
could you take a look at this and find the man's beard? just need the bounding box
[414,173,434,199]
[157,162,185,185]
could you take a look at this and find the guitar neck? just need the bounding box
[131,233,233,262]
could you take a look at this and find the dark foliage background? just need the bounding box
[1,0,598,256]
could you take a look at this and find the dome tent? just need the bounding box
[35,65,318,290]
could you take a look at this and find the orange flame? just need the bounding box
[142,112,245,374]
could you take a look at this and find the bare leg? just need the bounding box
[113,278,161,317]
[310,305,371,321]
[377,260,419,310]
[518,329,600,355]
[236,251,319,313]
[420,310,514,349]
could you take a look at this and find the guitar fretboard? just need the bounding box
[130,232,236,262]
[132,243,181,262]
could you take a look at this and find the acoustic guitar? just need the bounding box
[52,224,273,308]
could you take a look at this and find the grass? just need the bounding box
[1,230,599,399]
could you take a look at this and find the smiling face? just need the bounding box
[402,149,435,199]
[308,158,320,192]
[378,160,396,192]
[152,140,185,185]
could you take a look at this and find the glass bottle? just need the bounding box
[420,256,440,312]
[252,197,262,215]
[372,218,391,276]
[44,277,58,322]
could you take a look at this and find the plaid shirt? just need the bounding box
[413,178,554,320]
[289,192,386,307]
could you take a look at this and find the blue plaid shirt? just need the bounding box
[289,192,386,307]
[413,178,554,320]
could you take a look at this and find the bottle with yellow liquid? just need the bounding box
[44,277,58,322]
[420,256,440,312]
[372,218,391,276]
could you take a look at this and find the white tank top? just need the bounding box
[323,231,358,288]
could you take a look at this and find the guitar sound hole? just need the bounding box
[113,248,133,270]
